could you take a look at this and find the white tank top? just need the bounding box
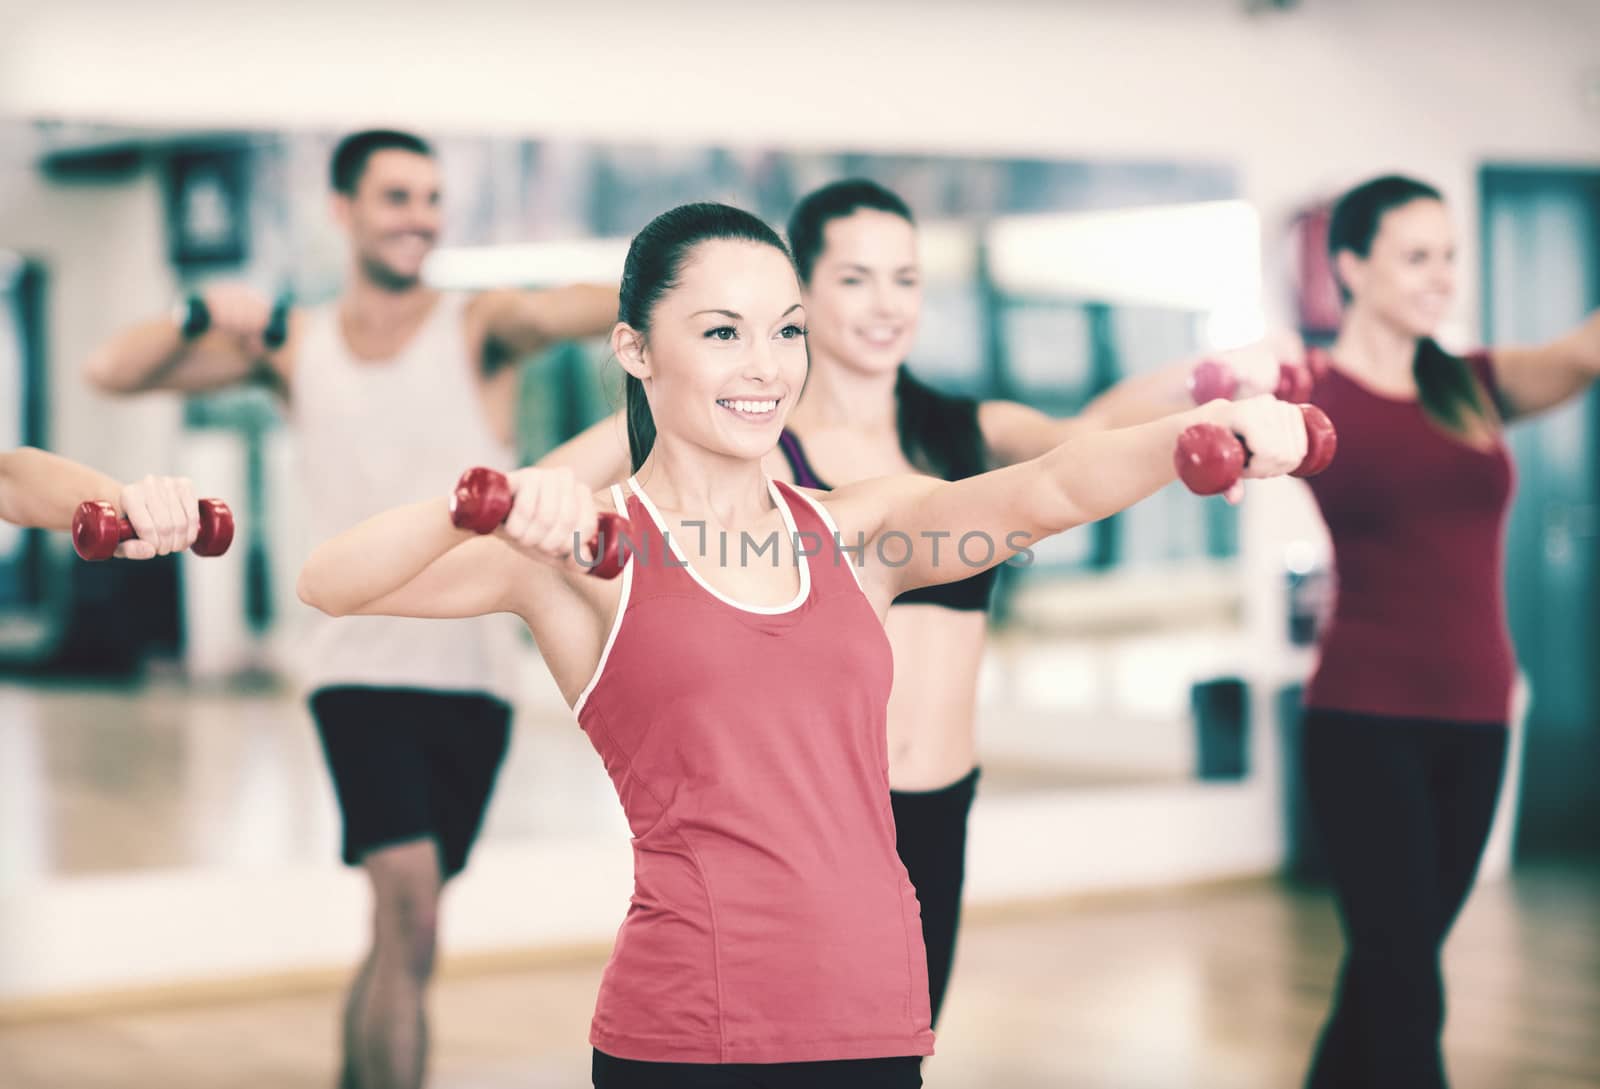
[290,292,518,699]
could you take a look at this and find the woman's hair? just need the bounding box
[1328,174,1500,436]
[618,203,793,470]
[786,179,914,285]
[894,366,986,481]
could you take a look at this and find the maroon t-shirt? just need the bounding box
[1304,353,1517,724]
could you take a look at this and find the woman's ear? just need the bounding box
[1334,250,1365,302]
[612,324,649,381]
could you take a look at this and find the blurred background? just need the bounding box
[0,0,1597,1086]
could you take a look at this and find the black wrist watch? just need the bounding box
[175,294,211,340]
[263,297,291,350]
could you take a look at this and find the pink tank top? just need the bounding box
[573,477,935,1064]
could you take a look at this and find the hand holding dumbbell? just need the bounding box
[1175,401,1338,497]
[179,285,291,353]
[450,467,631,579]
[73,485,235,561]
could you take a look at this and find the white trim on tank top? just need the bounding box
[572,483,635,718]
[625,474,812,616]
[783,487,867,596]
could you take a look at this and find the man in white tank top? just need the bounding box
[84,130,618,1089]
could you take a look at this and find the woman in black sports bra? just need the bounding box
[772,179,1296,1027]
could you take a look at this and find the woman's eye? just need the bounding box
[705,326,738,341]
[779,324,807,340]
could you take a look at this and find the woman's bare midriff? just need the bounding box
[883,604,987,791]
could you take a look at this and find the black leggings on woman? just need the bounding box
[1302,709,1508,1089]
[891,767,980,1027]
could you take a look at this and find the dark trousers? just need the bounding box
[1302,709,1508,1089]
[891,768,980,1027]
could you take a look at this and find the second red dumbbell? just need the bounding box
[1173,404,1338,496]
[449,467,631,579]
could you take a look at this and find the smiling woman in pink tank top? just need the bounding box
[297,202,1313,1088]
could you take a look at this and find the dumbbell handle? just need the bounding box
[72,497,235,561]
[1175,404,1338,496]
[449,467,631,580]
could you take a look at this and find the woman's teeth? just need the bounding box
[718,399,778,414]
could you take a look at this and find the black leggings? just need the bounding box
[593,1051,923,1088]
[1302,709,1508,1089]
[891,767,979,1028]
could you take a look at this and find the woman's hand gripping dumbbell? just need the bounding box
[72,476,235,561]
[1175,399,1338,497]
[449,467,631,579]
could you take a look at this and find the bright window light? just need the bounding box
[987,200,1263,314]
[424,237,632,290]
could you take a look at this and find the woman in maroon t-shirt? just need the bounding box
[1298,174,1600,1089]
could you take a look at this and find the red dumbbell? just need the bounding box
[1174,404,1338,496]
[449,467,631,580]
[72,498,235,561]
[1189,359,1317,404]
